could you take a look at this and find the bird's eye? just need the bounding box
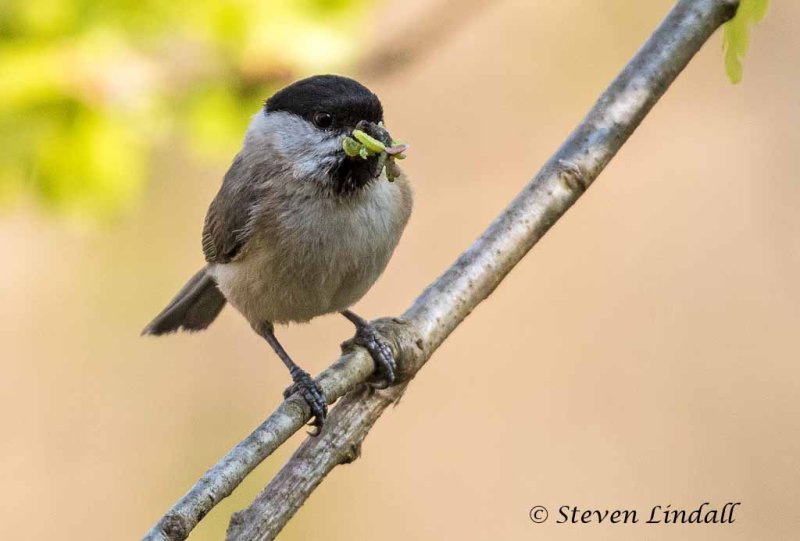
[313,112,333,129]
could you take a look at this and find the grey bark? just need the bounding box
[144,1,739,540]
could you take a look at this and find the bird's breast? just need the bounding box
[212,176,412,325]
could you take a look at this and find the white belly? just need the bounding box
[211,177,411,325]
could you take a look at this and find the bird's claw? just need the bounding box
[342,323,396,389]
[284,368,327,435]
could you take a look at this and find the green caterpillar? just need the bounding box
[342,129,407,182]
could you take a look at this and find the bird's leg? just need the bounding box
[340,310,396,389]
[254,322,327,434]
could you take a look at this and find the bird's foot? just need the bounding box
[283,367,327,435]
[342,320,396,389]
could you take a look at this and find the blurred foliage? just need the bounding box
[0,0,370,220]
[722,0,769,84]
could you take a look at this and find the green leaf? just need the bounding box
[722,0,770,84]
[34,108,147,220]
[0,0,371,222]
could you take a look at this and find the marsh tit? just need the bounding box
[143,75,413,432]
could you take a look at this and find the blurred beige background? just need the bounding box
[2,0,799,539]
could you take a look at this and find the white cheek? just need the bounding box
[252,111,342,182]
[287,137,342,181]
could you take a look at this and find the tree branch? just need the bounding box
[143,349,378,541]
[143,1,738,540]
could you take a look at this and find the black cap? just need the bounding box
[265,74,384,129]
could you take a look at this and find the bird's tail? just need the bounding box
[142,267,226,336]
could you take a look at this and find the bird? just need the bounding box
[142,74,413,432]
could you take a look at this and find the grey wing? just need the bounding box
[202,154,262,264]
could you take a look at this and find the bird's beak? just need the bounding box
[355,120,392,147]
[352,120,409,157]
[342,121,408,182]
